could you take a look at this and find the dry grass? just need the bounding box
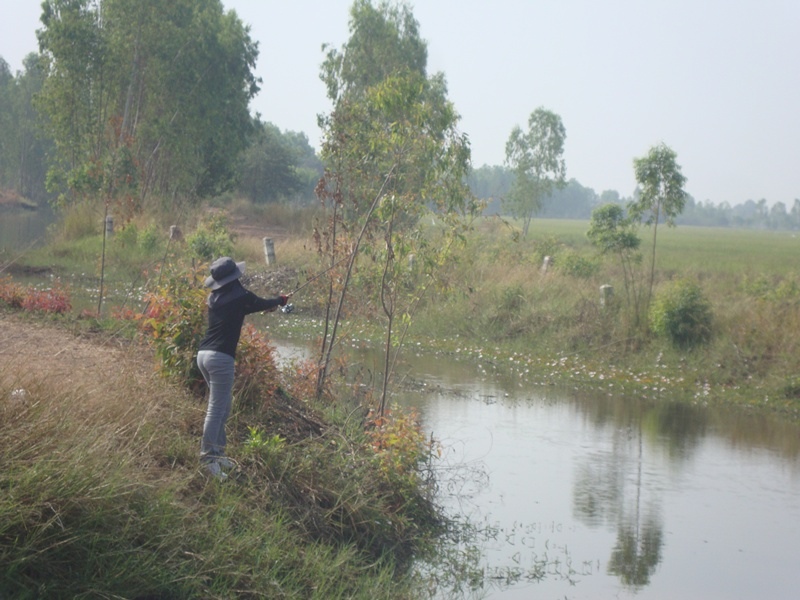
[0,311,442,599]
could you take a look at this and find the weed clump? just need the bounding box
[649,279,713,349]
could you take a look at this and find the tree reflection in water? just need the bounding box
[573,399,708,589]
[608,513,663,587]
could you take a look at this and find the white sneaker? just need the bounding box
[215,457,236,470]
[204,461,227,480]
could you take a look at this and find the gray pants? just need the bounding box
[196,350,235,461]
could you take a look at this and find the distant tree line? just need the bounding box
[468,164,800,230]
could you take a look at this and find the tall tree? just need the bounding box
[629,143,687,310]
[320,0,427,103]
[503,107,566,237]
[316,0,474,409]
[35,0,259,211]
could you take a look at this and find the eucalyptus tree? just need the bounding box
[35,0,258,211]
[587,203,643,325]
[503,107,566,237]
[317,0,474,410]
[629,143,687,309]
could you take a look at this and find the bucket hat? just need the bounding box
[204,257,245,290]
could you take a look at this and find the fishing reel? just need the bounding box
[281,303,295,314]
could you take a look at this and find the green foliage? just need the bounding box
[244,426,286,453]
[185,213,235,261]
[630,144,688,228]
[556,251,599,279]
[530,234,564,263]
[587,203,641,255]
[114,222,139,248]
[0,54,52,202]
[504,107,567,236]
[315,0,475,405]
[141,269,208,384]
[237,120,307,203]
[367,405,435,504]
[243,427,286,471]
[320,0,427,101]
[649,279,713,349]
[741,274,800,302]
[0,349,439,599]
[781,376,800,399]
[630,143,688,311]
[138,223,160,252]
[587,203,643,323]
[36,0,259,207]
[498,283,526,312]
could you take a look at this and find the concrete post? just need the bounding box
[263,237,276,266]
[600,284,614,307]
[541,255,552,274]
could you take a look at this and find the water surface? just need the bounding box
[277,338,800,599]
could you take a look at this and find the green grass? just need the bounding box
[0,336,440,599]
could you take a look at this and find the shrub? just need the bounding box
[0,277,25,308]
[649,279,713,349]
[235,323,281,408]
[367,405,435,502]
[21,285,72,315]
[141,269,283,404]
[186,213,235,261]
[0,278,71,314]
[557,251,599,279]
[141,270,207,385]
[115,222,139,247]
[138,223,160,252]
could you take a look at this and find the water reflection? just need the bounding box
[607,512,663,588]
[270,336,800,599]
[572,399,709,588]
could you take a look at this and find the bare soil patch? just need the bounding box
[0,312,160,401]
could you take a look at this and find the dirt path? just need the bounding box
[0,312,159,398]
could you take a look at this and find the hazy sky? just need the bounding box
[2,0,798,206]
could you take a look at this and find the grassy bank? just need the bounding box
[0,309,446,598]
[406,218,800,416]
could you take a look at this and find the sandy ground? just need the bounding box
[0,312,160,398]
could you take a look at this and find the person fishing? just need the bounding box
[196,256,288,479]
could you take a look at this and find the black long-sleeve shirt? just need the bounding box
[198,281,282,358]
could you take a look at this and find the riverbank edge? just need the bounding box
[266,314,800,422]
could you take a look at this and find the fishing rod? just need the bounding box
[280,254,351,313]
